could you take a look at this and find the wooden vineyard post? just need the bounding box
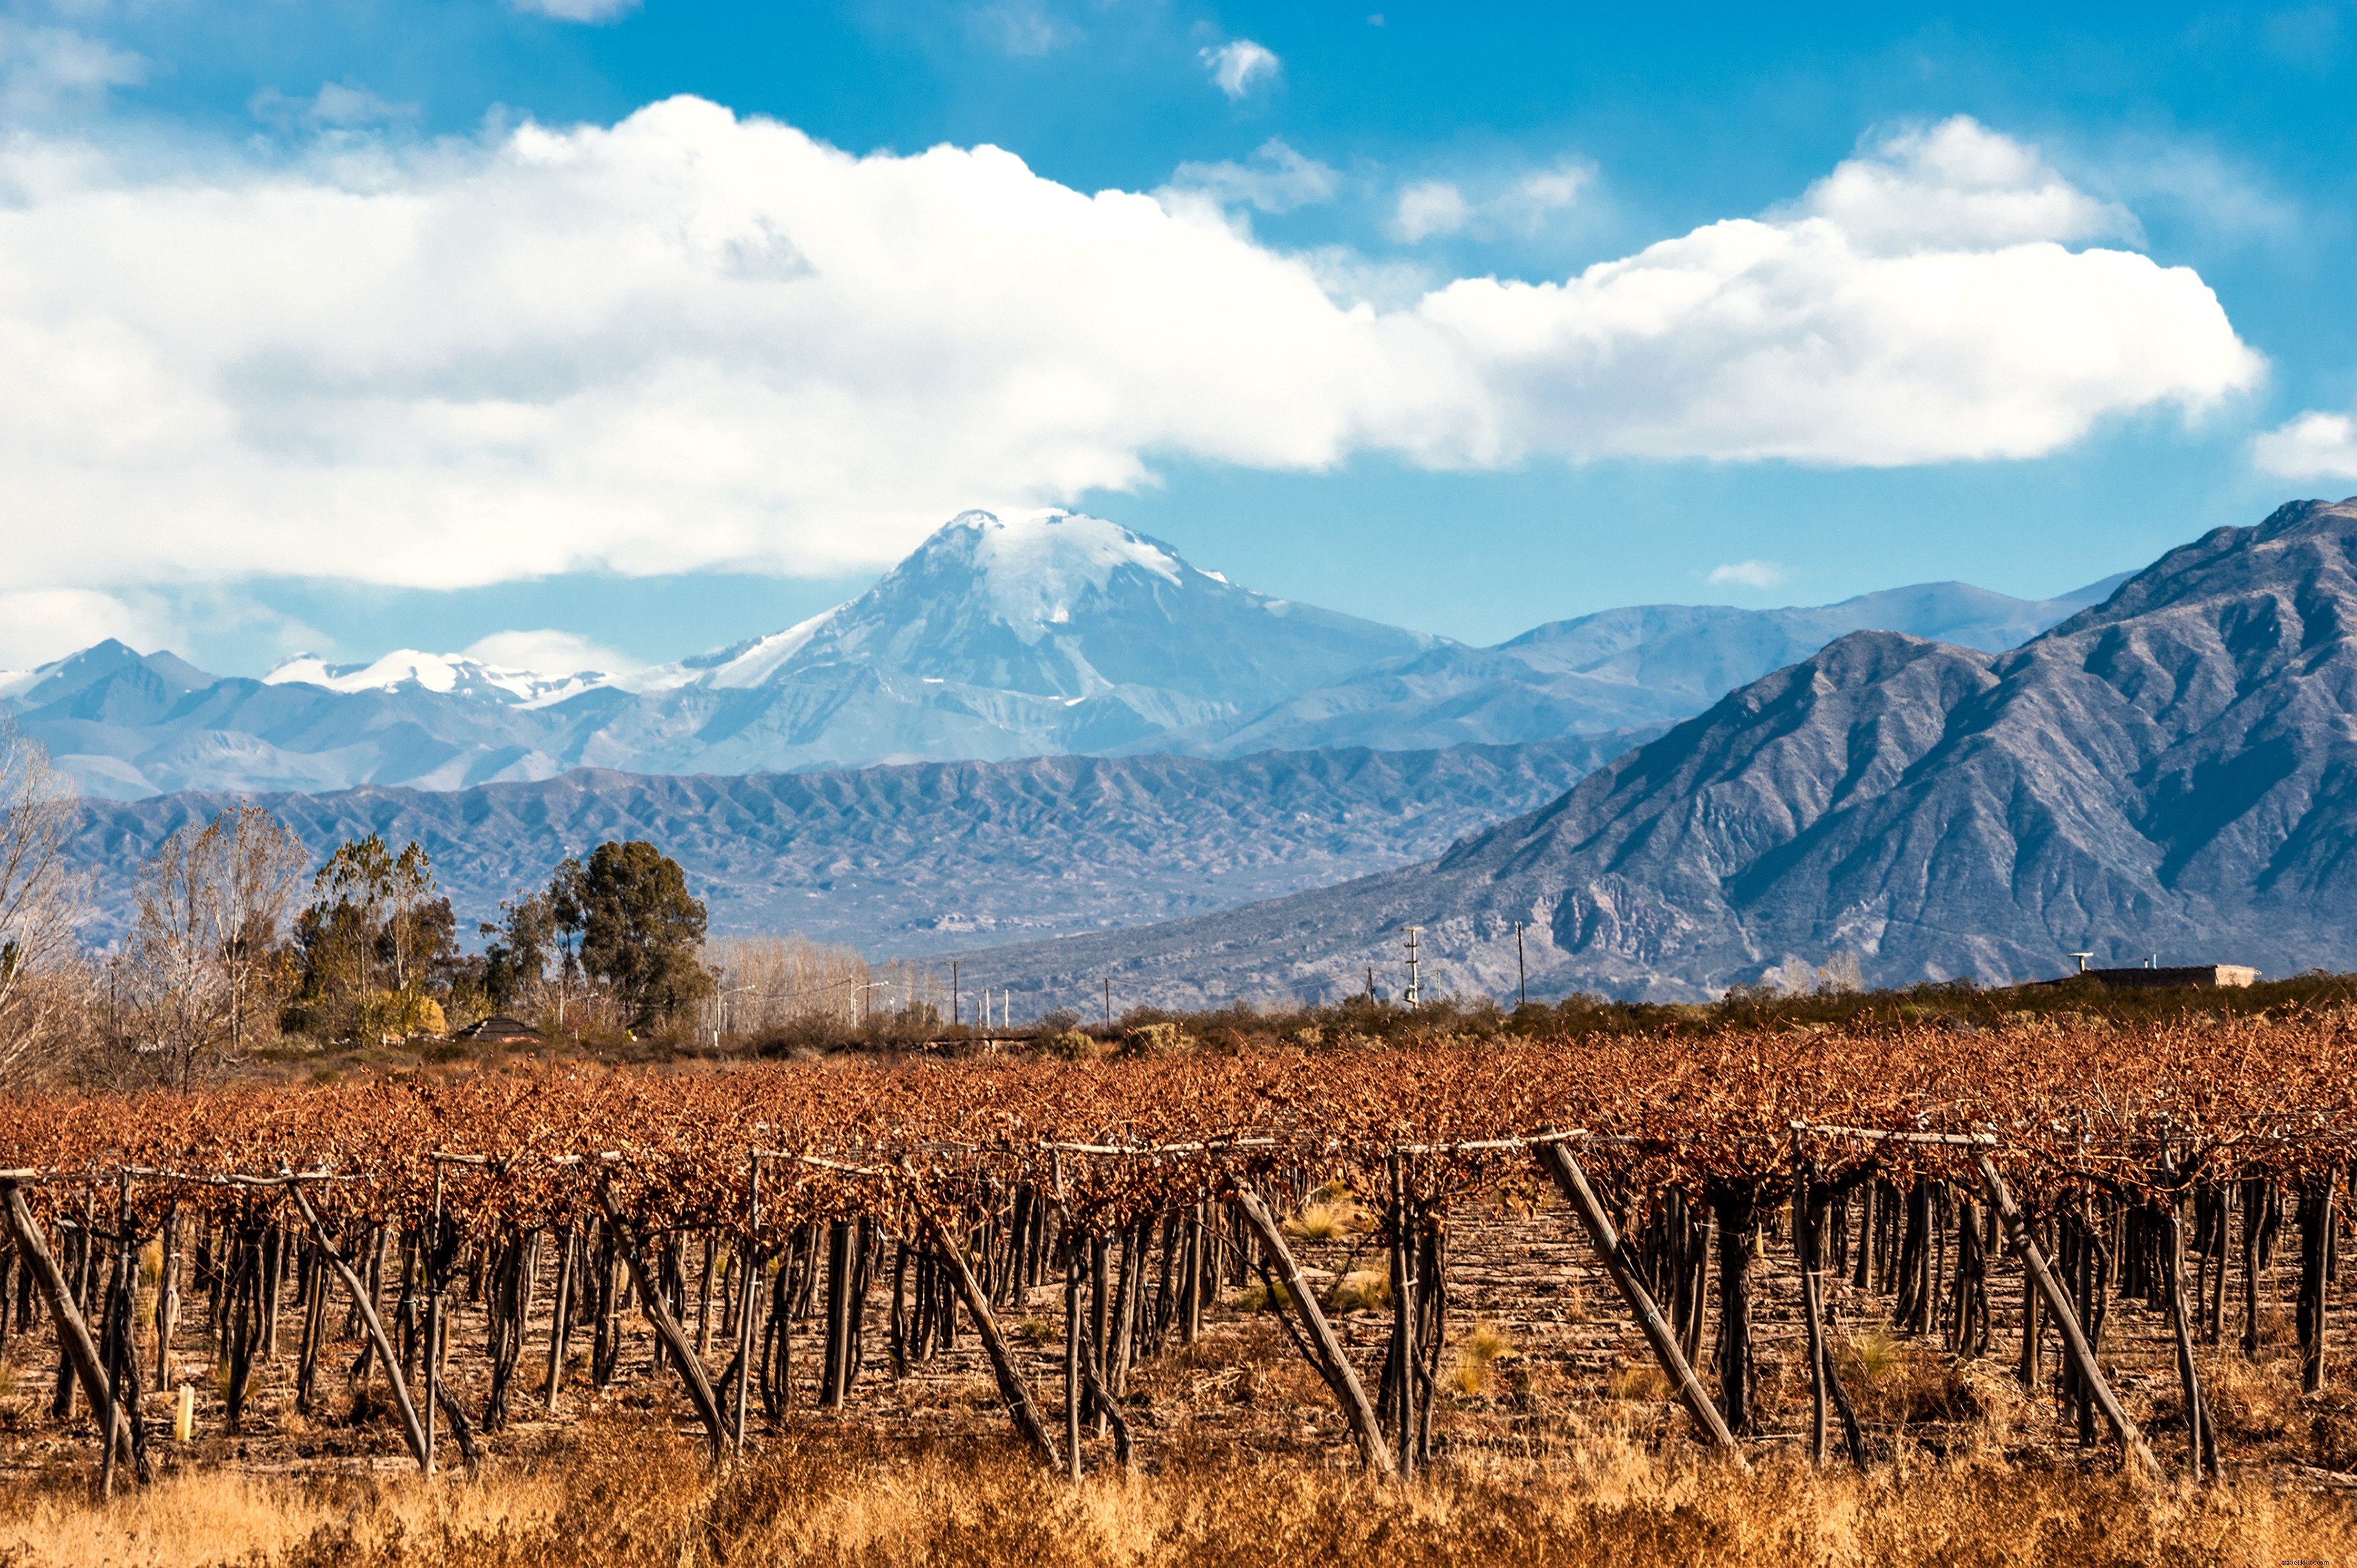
[2300,1170,2336,1396]
[1,1181,131,1476]
[1062,1231,1084,1480]
[286,1181,430,1473]
[733,1157,760,1451]
[1227,1186,1394,1476]
[1531,1139,1742,1458]
[1387,1150,1416,1482]
[595,1184,730,1455]
[2163,1204,2218,1481]
[1787,1133,1866,1470]
[919,1207,1061,1469]
[424,1161,441,1474]
[1050,1150,1083,1480]
[1974,1153,2161,1482]
[543,1222,576,1413]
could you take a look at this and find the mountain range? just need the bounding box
[960,497,2357,1008]
[64,735,1631,951]
[11,510,2117,801]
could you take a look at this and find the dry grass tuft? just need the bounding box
[1283,1200,1355,1242]
[0,1418,2347,1568]
[1452,1322,1516,1397]
[1326,1269,1392,1314]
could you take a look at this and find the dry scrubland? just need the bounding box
[1,1423,2352,1567]
[1,998,2356,1563]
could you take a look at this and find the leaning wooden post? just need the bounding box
[919,1206,1061,1468]
[285,1181,430,1473]
[1227,1185,1395,1475]
[1532,1138,1742,1458]
[596,1184,730,1454]
[1975,1152,2161,1482]
[1,1181,131,1473]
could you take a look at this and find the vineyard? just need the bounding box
[0,1012,2352,1530]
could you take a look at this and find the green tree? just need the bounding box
[293,834,449,1042]
[570,840,710,1028]
[479,888,556,1012]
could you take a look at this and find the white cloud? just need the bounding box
[0,21,143,117]
[0,104,2262,598]
[1392,181,1471,242]
[1707,560,1788,589]
[507,0,640,21]
[1797,117,2138,254]
[250,80,420,133]
[463,628,641,678]
[1165,139,1338,214]
[1390,160,1593,242]
[0,589,173,670]
[1200,39,1279,100]
[2252,409,2357,480]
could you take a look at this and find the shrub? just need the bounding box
[1044,1030,1103,1063]
[1327,1269,1392,1314]
[1123,1021,1193,1058]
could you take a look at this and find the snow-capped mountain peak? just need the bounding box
[952,509,1185,641]
[263,649,603,705]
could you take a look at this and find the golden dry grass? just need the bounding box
[0,1418,2347,1568]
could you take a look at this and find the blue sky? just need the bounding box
[1,0,2353,675]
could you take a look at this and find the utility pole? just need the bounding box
[1514,921,1526,1009]
[1404,927,1422,1009]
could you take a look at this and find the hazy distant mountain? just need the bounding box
[960,500,2357,1008]
[6,508,2120,799]
[66,734,1638,950]
[1198,576,2129,755]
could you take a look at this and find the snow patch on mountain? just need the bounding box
[960,509,1184,642]
[264,649,602,704]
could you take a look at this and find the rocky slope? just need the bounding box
[962,499,2357,1008]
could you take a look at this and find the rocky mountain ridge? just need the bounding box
[8,510,2117,800]
[957,498,2357,1009]
[64,734,1637,951]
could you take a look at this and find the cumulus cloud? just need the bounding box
[1390,160,1592,242]
[0,104,2261,597]
[1200,39,1279,99]
[1165,139,1338,214]
[1795,117,2139,253]
[1707,560,1788,589]
[464,628,641,677]
[2252,409,2357,480]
